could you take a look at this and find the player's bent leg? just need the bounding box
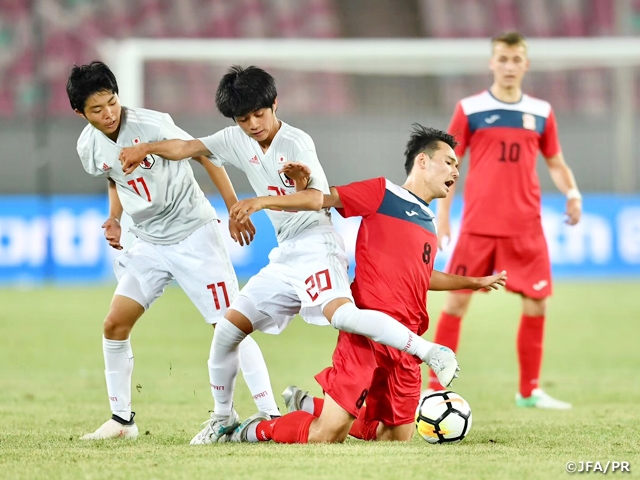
[307,394,355,443]
[81,294,144,440]
[376,423,414,442]
[192,316,247,444]
[325,300,458,384]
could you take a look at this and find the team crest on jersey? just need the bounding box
[277,155,287,164]
[140,155,155,169]
[522,113,536,131]
[279,171,295,188]
[132,137,141,145]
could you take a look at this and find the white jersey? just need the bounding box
[199,121,332,243]
[77,107,217,245]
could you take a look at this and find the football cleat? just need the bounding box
[281,385,309,413]
[221,411,272,443]
[426,344,460,388]
[80,413,138,440]
[190,409,240,445]
[515,389,572,410]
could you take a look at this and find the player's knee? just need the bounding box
[103,313,132,340]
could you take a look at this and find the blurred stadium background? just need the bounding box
[1,0,640,283]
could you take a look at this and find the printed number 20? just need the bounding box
[305,269,332,301]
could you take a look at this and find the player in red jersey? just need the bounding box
[427,32,582,409]
[221,125,507,443]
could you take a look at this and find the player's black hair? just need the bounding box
[66,61,119,113]
[215,65,277,119]
[404,124,458,176]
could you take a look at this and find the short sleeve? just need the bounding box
[540,108,561,158]
[447,102,470,159]
[157,113,195,142]
[199,128,238,168]
[334,177,386,218]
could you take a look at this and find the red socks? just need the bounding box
[428,312,462,390]
[349,407,378,441]
[517,315,545,397]
[256,411,315,444]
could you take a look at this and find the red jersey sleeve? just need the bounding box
[334,177,386,219]
[447,101,470,159]
[539,107,561,158]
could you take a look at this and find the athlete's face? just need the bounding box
[235,100,279,144]
[490,42,529,90]
[76,91,121,139]
[422,142,459,199]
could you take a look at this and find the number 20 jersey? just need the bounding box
[449,90,561,236]
[335,177,437,335]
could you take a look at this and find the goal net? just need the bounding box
[99,37,640,192]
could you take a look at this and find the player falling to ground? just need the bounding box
[427,32,582,409]
[66,61,280,440]
[221,125,507,444]
[118,66,461,444]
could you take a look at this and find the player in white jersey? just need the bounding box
[119,65,459,444]
[66,61,280,441]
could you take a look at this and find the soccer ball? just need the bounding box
[415,390,472,444]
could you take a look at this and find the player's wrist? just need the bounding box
[566,188,582,201]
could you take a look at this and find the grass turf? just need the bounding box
[0,282,638,479]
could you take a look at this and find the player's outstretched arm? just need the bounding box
[194,156,256,246]
[102,178,123,250]
[119,139,211,175]
[544,152,582,226]
[230,189,324,224]
[429,270,507,291]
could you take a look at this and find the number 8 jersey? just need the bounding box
[449,90,561,236]
[77,107,217,245]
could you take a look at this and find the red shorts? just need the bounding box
[446,231,552,299]
[315,331,422,427]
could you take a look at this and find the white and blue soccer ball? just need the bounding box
[415,390,472,444]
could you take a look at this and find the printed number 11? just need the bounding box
[127,177,151,201]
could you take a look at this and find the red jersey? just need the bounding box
[449,90,561,236]
[335,177,437,335]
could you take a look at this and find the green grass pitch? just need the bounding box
[0,282,639,480]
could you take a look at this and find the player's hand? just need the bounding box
[565,198,582,225]
[119,145,148,175]
[436,217,451,250]
[228,217,256,246]
[280,162,311,188]
[102,217,123,250]
[230,198,266,224]
[472,270,507,291]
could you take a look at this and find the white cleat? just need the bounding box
[190,410,240,445]
[281,386,309,413]
[221,411,272,443]
[515,388,572,410]
[426,344,460,388]
[80,415,138,440]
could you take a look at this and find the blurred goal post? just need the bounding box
[100,37,640,191]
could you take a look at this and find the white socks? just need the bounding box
[103,336,134,421]
[330,303,434,362]
[207,319,246,416]
[238,335,280,417]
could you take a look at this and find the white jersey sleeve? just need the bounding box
[76,107,217,245]
[200,122,332,242]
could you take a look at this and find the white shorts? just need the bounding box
[231,225,353,334]
[113,220,238,324]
